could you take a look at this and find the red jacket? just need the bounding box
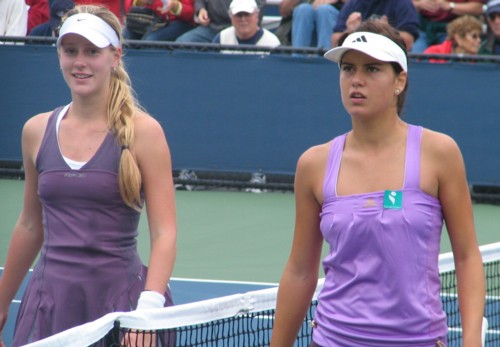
[73,0,123,19]
[126,0,195,24]
[26,0,50,33]
[424,39,453,63]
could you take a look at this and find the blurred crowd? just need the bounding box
[1,0,499,56]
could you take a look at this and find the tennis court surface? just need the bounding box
[1,178,500,346]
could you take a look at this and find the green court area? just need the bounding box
[1,179,499,283]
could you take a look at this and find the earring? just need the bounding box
[395,89,401,95]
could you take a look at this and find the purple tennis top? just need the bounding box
[13,106,173,345]
[313,125,447,346]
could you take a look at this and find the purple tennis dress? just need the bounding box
[313,125,448,346]
[13,106,173,346]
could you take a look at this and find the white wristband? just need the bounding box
[136,290,166,310]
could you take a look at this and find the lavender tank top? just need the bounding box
[313,125,447,346]
[13,106,173,346]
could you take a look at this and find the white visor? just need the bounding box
[324,31,407,72]
[57,13,120,48]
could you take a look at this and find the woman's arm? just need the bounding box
[133,113,177,296]
[271,145,326,347]
[0,114,48,346]
[431,132,485,347]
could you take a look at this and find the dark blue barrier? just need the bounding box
[1,44,499,186]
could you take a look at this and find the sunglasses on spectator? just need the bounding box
[489,13,500,21]
[466,32,481,40]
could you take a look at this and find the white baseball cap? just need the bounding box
[57,13,120,48]
[229,0,258,15]
[324,31,408,72]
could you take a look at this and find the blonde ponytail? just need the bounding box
[108,64,143,211]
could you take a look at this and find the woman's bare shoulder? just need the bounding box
[421,128,461,159]
[22,111,53,140]
[131,110,169,157]
[132,110,165,136]
[298,142,331,166]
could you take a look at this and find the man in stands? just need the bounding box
[176,0,265,43]
[212,0,280,48]
[29,0,75,37]
[0,0,28,36]
[331,0,419,51]
[480,0,500,54]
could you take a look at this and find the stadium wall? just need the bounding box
[1,44,499,186]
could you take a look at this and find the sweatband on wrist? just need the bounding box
[136,290,165,310]
[172,2,183,16]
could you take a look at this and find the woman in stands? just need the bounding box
[0,5,177,346]
[271,20,485,347]
[424,15,483,62]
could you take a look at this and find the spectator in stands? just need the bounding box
[176,0,265,43]
[26,0,50,34]
[0,5,176,346]
[480,0,500,54]
[424,14,482,61]
[212,0,280,48]
[411,0,485,53]
[73,0,123,20]
[0,0,28,36]
[29,0,75,37]
[123,0,195,41]
[279,0,346,50]
[331,0,420,51]
[271,19,485,347]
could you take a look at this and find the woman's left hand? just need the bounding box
[157,0,180,14]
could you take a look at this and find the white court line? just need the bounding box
[171,276,278,287]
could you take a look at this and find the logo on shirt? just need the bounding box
[363,198,378,208]
[64,172,87,178]
[383,190,403,209]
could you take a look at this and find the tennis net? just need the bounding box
[23,242,500,347]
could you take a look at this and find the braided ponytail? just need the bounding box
[108,63,143,211]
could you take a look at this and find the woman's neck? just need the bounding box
[70,92,109,121]
[349,116,407,150]
[453,46,468,54]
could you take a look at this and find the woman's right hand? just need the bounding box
[413,0,440,12]
[345,11,362,33]
[197,8,210,26]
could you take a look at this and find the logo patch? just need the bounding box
[383,190,402,209]
[352,35,367,43]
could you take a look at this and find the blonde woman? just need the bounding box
[0,5,177,346]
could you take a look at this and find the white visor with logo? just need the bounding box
[57,13,120,48]
[324,31,407,72]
